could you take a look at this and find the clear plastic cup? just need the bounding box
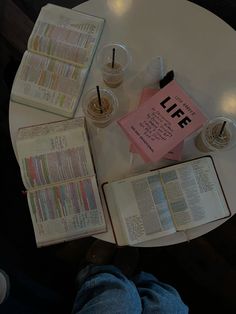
[195,117,236,152]
[82,87,119,128]
[96,43,131,88]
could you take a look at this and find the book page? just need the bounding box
[104,172,176,245]
[11,51,86,117]
[16,118,95,190]
[28,4,104,67]
[160,157,230,230]
[103,183,128,246]
[27,176,106,247]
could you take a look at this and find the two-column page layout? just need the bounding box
[16,117,106,247]
[11,4,105,117]
[103,156,230,245]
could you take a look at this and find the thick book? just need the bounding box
[130,87,184,161]
[16,117,106,247]
[103,156,230,246]
[11,4,105,118]
[118,80,207,163]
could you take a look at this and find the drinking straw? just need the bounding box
[112,48,115,68]
[219,121,227,137]
[96,86,103,114]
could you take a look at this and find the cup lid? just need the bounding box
[96,42,131,71]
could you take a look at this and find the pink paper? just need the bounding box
[118,80,207,163]
[130,87,184,161]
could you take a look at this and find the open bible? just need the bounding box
[103,156,230,245]
[11,4,105,118]
[16,117,106,247]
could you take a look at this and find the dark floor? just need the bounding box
[0,1,236,313]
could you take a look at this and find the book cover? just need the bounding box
[118,80,207,163]
[130,87,184,161]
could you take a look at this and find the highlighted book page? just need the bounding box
[103,156,230,245]
[16,117,107,247]
[28,176,106,247]
[11,4,104,117]
[104,171,176,245]
[28,4,105,67]
[159,157,230,230]
[12,51,86,116]
[16,117,94,190]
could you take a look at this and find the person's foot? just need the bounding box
[78,240,139,278]
[113,246,140,277]
[86,239,117,265]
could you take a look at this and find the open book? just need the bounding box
[16,117,106,247]
[103,156,230,245]
[11,4,105,118]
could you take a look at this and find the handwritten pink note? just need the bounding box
[118,80,207,163]
[130,88,184,161]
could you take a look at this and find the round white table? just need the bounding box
[9,0,236,246]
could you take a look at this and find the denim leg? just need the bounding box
[71,265,142,314]
[132,272,189,314]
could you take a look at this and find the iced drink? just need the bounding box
[97,43,131,88]
[82,88,118,128]
[103,62,123,88]
[195,117,236,152]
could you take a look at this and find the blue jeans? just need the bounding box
[72,265,188,314]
